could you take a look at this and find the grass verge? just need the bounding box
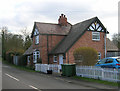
[73,76,118,87]
[2,59,36,72]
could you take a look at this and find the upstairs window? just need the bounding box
[92,32,100,41]
[34,28,39,36]
[35,35,39,44]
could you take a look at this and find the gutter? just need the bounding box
[104,29,107,58]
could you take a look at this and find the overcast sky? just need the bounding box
[0,0,119,39]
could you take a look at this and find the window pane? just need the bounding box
[35,35,39,44]
[105,59,113,63]
[92,32,100,40]
[97,27,102,31]
[54,56,57,62]
[92,23,95,29]
[98,59,106,64]
[89,26,94,30]
[96,23,99,29]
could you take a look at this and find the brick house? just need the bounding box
[24,14,109,66]
[106,38,120,57]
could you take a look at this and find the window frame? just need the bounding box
[35,35,39,44]
[53,55,57,62]
[33,51,40,63]
[34,28,39,36]
[98,52,101,61]
[27,56,30,63]
[92,32,100,41]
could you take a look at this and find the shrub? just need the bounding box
[37,58,42,63]
[73,47,98,66]
[6,53,14,64]
[18,55,27,66]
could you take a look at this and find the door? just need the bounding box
[27,56,30,64]
[59,55,63,69]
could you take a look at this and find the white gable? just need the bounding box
[88,21,105,32]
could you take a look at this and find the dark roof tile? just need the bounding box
[106,38,119,51]
[23,45,33,55]
[50,17,108,54]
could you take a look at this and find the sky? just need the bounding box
[0,0,119,40]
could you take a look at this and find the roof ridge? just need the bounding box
[35,21,72,25]
[73,16,97,26]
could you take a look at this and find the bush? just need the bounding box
[73,47,98,66]
[37,58,42,63]
[6,53,14,64]
[18,55,27,66]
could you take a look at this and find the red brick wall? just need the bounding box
[48,35,65,52]
[33,34,65,64]
[65,31,106,64]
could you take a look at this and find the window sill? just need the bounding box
[92,39,100,41]
[53,61,57,63]
[35,43,39,45]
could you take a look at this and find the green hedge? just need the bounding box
[73,47,98,66]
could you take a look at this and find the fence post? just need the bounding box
[101,68,104,80]
[58,65,60,73]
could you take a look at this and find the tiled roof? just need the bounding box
[31,22,71,38]
[106,38,119,51]
[50,17,108,54]
[23,45,33,55]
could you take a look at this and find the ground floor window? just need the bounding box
[33,51,40,63]
[27,56,30,63]
[53,55,57,62]
[98,52,101,60]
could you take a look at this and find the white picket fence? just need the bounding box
[35,64,61,73]
[76,66,120,82]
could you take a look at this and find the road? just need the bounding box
[2,62,117,91]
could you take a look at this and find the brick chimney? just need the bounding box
[58,14,67,26]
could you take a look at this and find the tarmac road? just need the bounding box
[2,62,118,91]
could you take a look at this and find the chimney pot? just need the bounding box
[61,14,64,16]
[58,14,67,26]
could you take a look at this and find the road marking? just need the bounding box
[5,73,19,81]
[29,85,38,89]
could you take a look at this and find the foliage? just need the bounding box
[37,58,42,63]
[6,52,14,64]
[1,27,8,60]
[1,26,32,60]
[18,55,27,66]
[73,47,98,66]
[112,33,120,49]
[24,35,32,50]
